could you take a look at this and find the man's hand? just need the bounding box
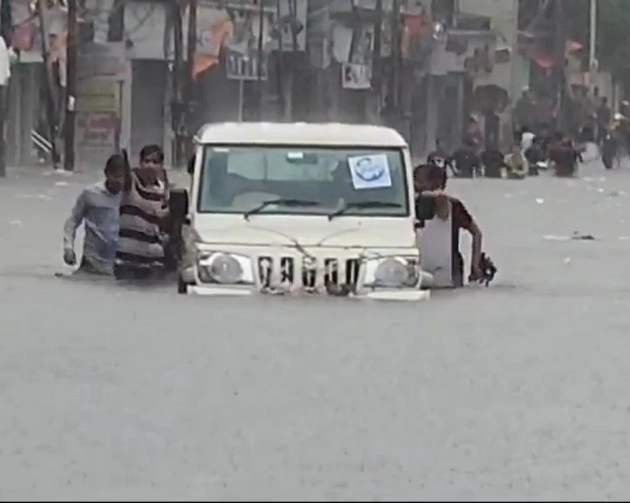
[63,248,77,266]
[469,253,497,286]
[470,262,484,281]
[470,252,484,281]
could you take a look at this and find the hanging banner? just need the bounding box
[225,48,268,81]
[78,42,126,81]
[183,2,275,77]
[342,63,372,90]
[76,79,120,161]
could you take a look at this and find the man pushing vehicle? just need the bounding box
[414,164,496,287]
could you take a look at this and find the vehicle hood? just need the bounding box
[191,214,416,249]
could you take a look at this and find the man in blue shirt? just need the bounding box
[63,154,126,275]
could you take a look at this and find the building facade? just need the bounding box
[4,0,531,167]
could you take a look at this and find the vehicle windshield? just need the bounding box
[197,145,410,217]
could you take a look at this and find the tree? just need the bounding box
[564,0,630,78]
[0,0,11,46]
[596,0,630,78]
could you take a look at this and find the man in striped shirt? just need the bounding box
[115,145,171,280]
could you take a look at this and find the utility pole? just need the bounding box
[554,0,568,132]
[64,0,78,171]
[184,0,197,159]
[256,0,264,120]
[388,0,403,132]
[588,0,597,92]
[284,0,298,121]
[172,0,184,165]
[274,0,285,115]
[37,0,60,170]
[371,0,383,92]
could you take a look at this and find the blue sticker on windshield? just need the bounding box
[347,154,392,189]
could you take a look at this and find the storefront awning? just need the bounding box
[532,39,583,69]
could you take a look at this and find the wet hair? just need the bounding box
[139,144,164,162]
[415,163,446,186]
[104,153,126,175]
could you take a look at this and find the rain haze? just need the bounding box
[2,0,630,500]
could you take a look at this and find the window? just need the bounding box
[197,145,410,217]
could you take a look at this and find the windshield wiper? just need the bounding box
[243,198,320,220]
[328,200,403,221]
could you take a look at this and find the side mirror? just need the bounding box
[169,188,189,221]
[187,155,196,175]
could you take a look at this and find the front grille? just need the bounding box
[280,257,294,283]
[258,256,273,288]
[257,255,360,292]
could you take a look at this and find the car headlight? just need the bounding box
[196,252,254,284]
[364,257,420,288]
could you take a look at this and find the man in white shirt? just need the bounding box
[520,128,535,152]
[519,128,536,176]
[0,36,11,87]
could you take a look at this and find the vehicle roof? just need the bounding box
[195,122,408,148]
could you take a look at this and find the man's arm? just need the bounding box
[468,220,483,273]
[63,191,88,251]
[453,199,483,272]
[420,190,450,220]
[122,149,133,192]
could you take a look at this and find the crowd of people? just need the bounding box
[426,121,588,180]
[411,86,624,287]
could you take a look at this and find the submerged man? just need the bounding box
[115,145,171,280]
[480,139,506,178]
[63,154,126,274]
[421,166,484,287]
[450,138,482,178]
[505,142,528,179]
[549,133,582,177]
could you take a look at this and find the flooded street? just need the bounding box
[2,158,630,500]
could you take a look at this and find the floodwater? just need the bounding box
[1,156,629,500]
